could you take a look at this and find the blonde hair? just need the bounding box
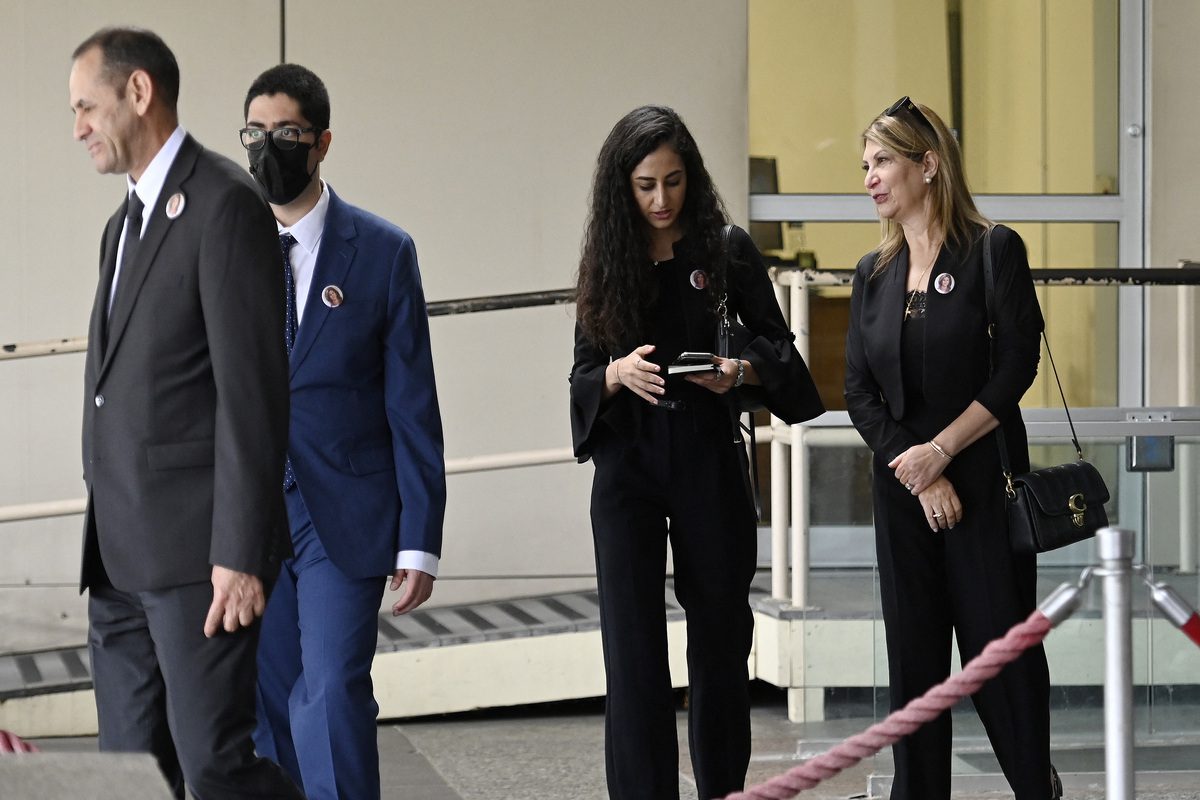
[862,100,990,274]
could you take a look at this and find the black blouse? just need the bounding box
[569,225,824,462]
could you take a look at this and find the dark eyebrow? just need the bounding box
[633,169,685,182]
[245,119,305,129]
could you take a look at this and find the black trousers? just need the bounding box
[872,433,1051,800]
[589,405,757,800]
[88,565,303,800]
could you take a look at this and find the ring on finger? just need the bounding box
[932,511,943,518]
[904,482,913,490]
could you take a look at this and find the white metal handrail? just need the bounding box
[771,265,1200,608]
[0,337,87,360]
[0,448,578,524]
[5,272,1200,604]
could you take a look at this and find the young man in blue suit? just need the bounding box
[240,64,447,800]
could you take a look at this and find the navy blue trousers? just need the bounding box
[254,486,387,800]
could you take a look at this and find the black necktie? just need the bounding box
[107,191,145,331]
[281,233,298,354]
[280,232,298,489]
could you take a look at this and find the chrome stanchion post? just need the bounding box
[1097,526,1135,800]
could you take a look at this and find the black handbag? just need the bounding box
[982,229,1110,554]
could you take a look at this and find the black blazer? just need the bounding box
[843,224,1043,462]
[80,134,291,592]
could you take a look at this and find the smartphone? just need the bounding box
[674,351,715,365]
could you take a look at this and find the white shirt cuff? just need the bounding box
[395,550,439,578]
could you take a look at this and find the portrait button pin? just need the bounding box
[164,192,186,220]
[689,269,708,290]
[94,394,105,408]
[321,285,344,308]
[934,272,955,294]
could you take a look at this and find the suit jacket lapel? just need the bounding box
[289,188,357,378]
[875,247,908,402]
[100,135,201,378]
[88,207,124,374]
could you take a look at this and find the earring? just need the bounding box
[924,175,932,184]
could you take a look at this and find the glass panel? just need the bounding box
[1144,435,1200,742]
[1013,222,1121,409]
[807,423,1200,775]
[748,0,1119,195]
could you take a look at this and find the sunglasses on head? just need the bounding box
[884,96,937,137]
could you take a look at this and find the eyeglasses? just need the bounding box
[238,126,318,151]
[884,96,937,137]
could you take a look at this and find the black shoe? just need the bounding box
[1050,763,1063,799]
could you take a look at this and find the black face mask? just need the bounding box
[248,138,317,205]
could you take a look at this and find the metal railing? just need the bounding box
[4,270,1200,610]
[766,264,1200,607]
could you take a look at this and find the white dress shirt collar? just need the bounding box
[126,126,187,232]
[278,182,330,324]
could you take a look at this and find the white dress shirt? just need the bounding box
[110,126,187,313]
[278,182,439,578]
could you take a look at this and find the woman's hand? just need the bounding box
[686,356,757,394]
[888,442,950,495]
[607,344,665,404]
[917,476,963,532]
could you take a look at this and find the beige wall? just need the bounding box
[0,0,749,649]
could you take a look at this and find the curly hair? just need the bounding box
[576,105,729,352]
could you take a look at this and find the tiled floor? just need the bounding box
[26,687,1200,799]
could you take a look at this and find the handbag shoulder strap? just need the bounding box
[717,223,736,323]
[981,226,1085,481]
[718,223,762,518]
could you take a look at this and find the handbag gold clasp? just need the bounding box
[1004,471,1016,500]
[1068,493,1087,527]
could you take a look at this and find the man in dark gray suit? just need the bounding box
[69,27,302,799]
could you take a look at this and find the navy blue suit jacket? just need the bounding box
[288,186,446,578]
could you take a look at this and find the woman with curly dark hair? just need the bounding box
[570,105,823,800]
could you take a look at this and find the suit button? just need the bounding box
[94,394,105,408]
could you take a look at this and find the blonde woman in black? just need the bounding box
[570,105,822,800]
[845,97,1059,799]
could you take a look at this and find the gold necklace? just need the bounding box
[903,246,940,319]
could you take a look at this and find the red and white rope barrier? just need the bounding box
[724,582,1083,800]
[1146,580,1200,648]
[0,730,38,753]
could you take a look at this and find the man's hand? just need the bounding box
[204,565,267,637]
[390,569,434,616]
